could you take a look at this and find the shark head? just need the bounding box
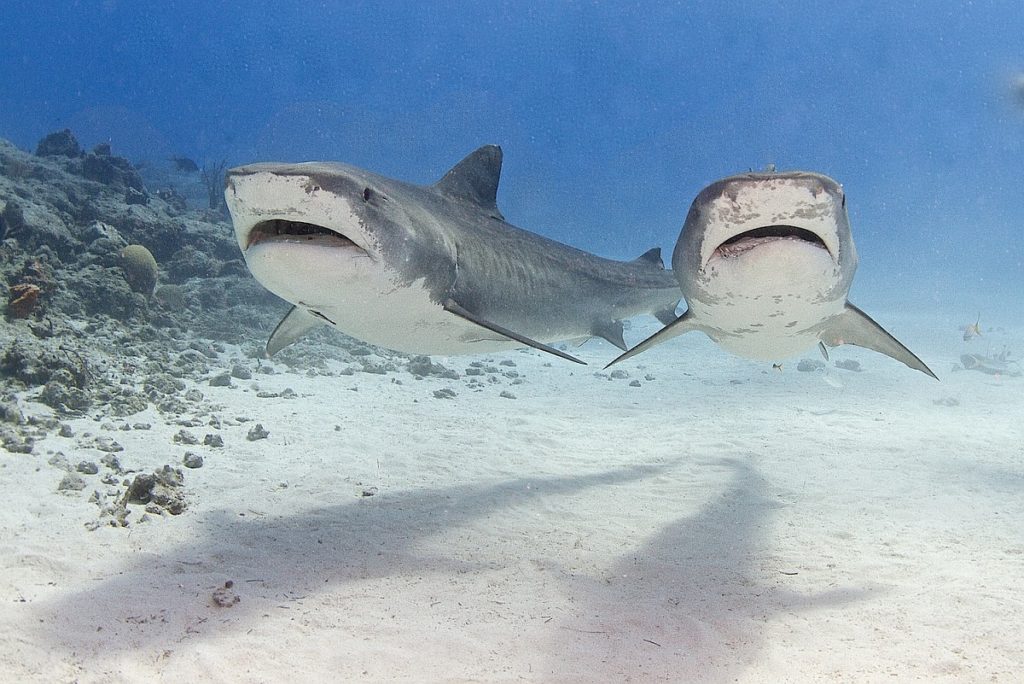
[607,170,936,378]
[226,159,454,298]
[668,171,858,360]
[224,158,464,353]
[674,171,856,309]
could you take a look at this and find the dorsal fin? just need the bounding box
[633,247,664,268]
[435,145,503,218]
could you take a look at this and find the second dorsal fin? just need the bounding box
[434,145,503,218]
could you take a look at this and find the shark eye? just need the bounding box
[362,187,388,203]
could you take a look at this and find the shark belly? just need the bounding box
[244,241,523,355]
[690,240,844,360]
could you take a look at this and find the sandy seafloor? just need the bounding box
[1,304,1022,682]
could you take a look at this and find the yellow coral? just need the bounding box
[120,244,158,295]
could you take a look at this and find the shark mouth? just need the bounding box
[246,219,363,252]
[713,224,830,259]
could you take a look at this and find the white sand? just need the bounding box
[1,309,1022,682]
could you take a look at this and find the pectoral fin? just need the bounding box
[593,320,628,351]
[442,299,586,365]
[654,304,681,326]
[605,310,698,369]
[821,302,938,380]
[266,306,327,357]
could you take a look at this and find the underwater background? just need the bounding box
[2,2,1024,681]
[2,1,1022,314]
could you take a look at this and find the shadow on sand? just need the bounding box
[540,457,867,681]
[33,458,866,679]
[32,464,664,658]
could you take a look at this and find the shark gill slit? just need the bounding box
[309,310,335,325]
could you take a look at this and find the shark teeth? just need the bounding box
[247,219,359,250]
[714,224,830,260]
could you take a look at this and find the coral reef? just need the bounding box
[120,244,158,295]
[82,146,146,194]
[6,283,40,318]
[201,160,228,212]
[0,129,433,533]
[35,129,82,158]
[0,129,403,425]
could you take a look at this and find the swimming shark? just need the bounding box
[224,146,681,364]
[606,170,937,379]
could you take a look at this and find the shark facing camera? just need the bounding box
[226,149,933,378]
[606,171,937,379]
[225,146,681,365]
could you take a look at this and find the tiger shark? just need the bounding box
[224,146,681,364]
[607,170,937,379]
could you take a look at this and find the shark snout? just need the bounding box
[224,166,375,258]
[688,171,849,270]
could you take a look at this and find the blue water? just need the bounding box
[2,1,1021,310]
[2,6,1023,679]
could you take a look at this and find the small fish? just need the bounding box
[169,156,199,173]
[960,351,1021,377]
[962,315,981,341]
[772,362,783,372]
